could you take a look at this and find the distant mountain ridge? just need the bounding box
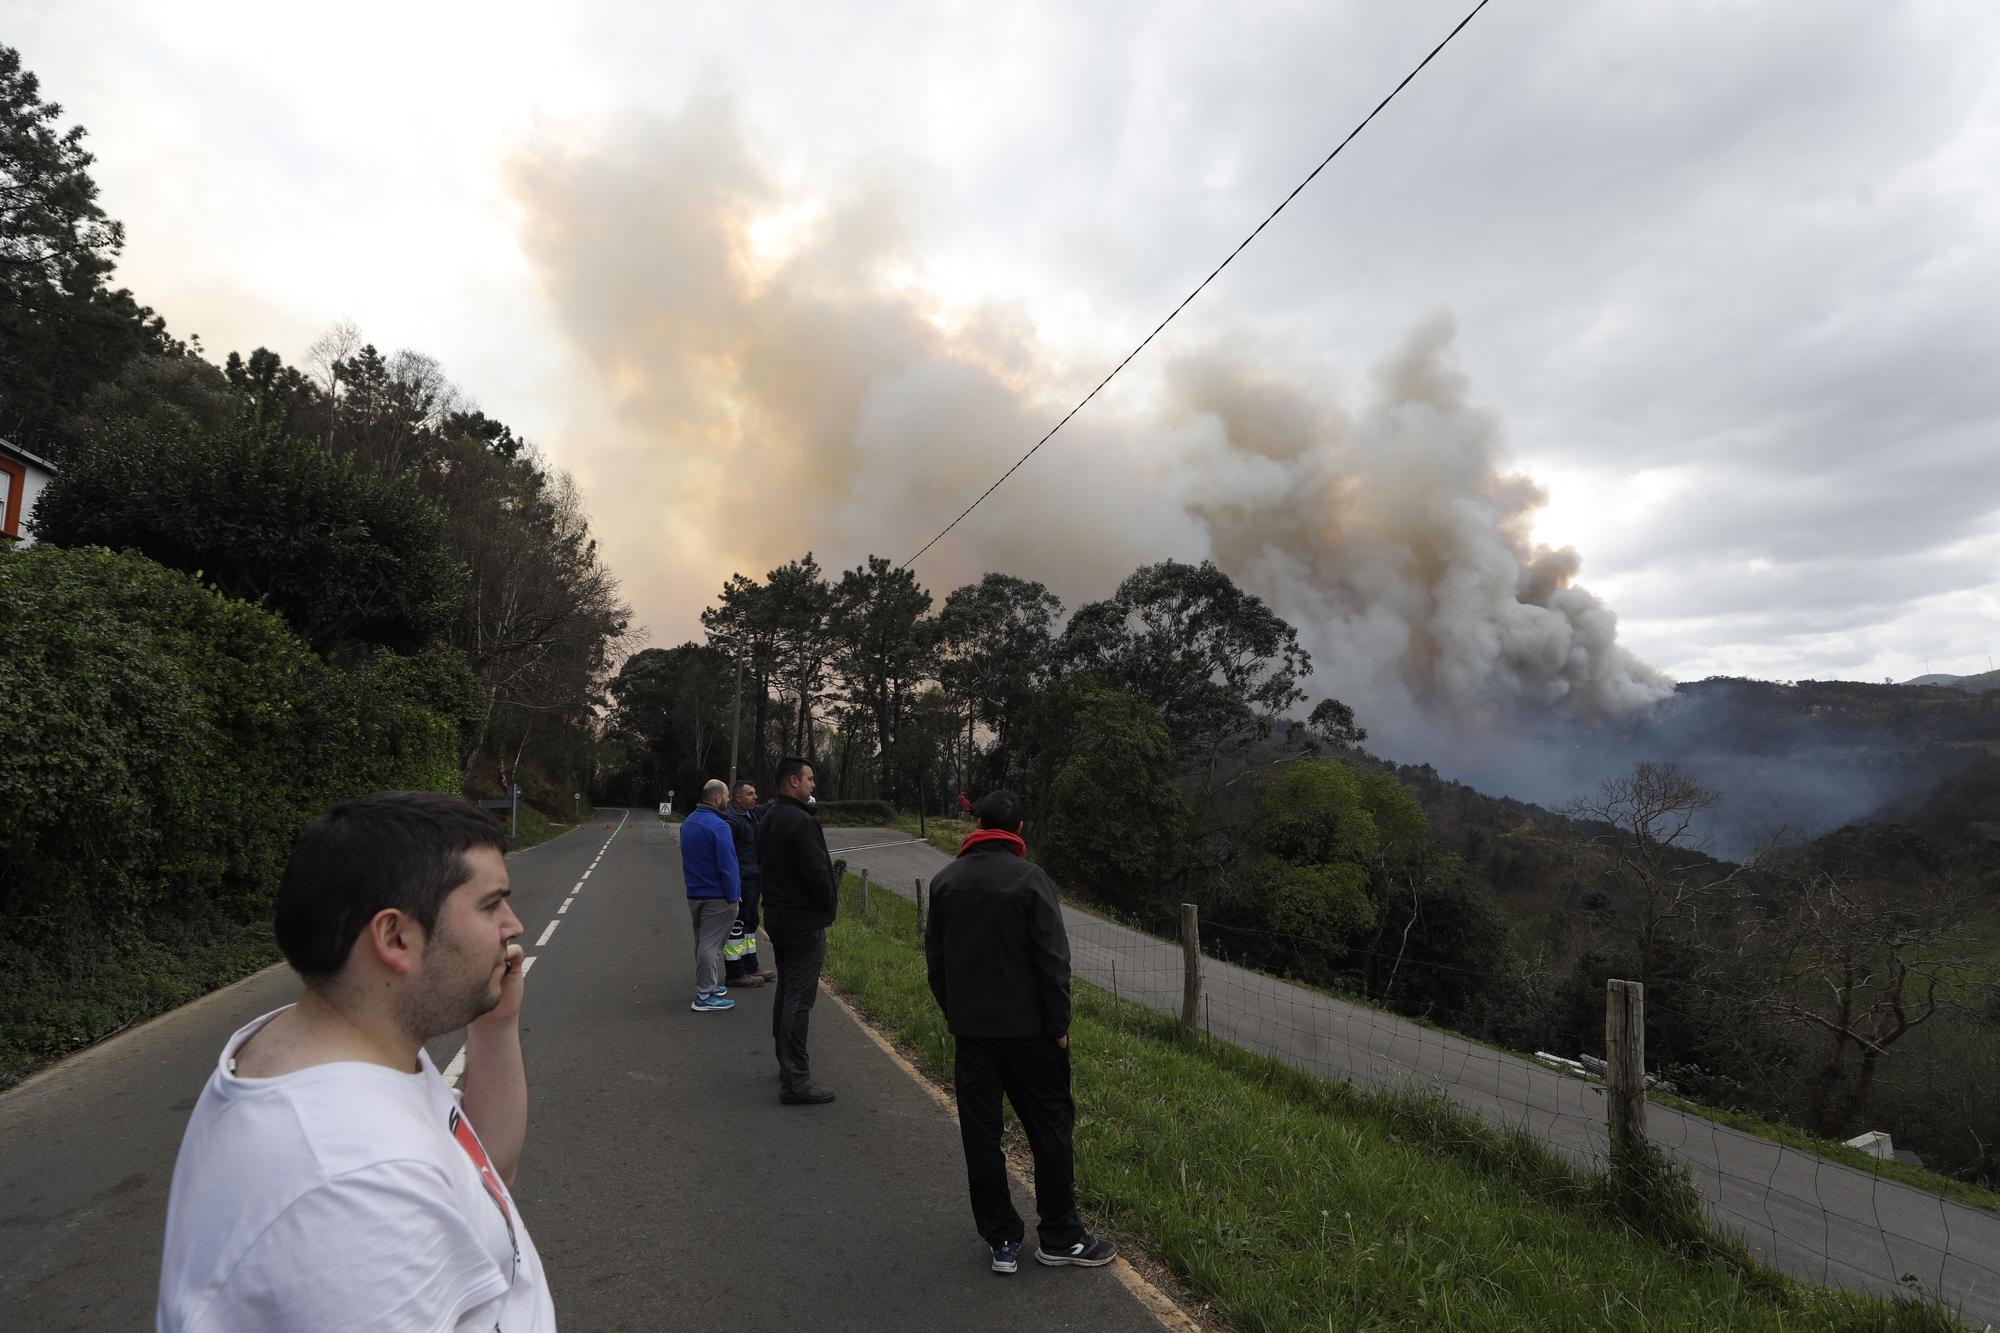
[1901,669,2000,693]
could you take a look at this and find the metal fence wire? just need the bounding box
[863,867,1998,1327]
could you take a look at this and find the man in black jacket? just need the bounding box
[924,790,1117,1275]
[759,756,838,1105]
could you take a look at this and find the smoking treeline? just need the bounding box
[514,90,1668,782]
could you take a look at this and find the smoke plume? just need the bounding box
[510,91,1672,782]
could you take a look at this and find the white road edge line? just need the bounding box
[572,881,584,893]
[558,898,573,913]
[522,954,537,973]
[536,920,559,946]
[581,870,591,880]
[817,984,1198,1332]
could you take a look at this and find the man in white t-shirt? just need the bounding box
[158,791,558,1331]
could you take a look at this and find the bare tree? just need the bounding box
[304,318,359,448]
[1739,827,1995,1134]
[1564,760,1751,990]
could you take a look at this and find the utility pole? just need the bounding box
[727,644,744,787]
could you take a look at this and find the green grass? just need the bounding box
[823,874,1954,1332]
[1652,1093,2000,1218]
[885,812,974,857]
[891,812,1998,1227]
[510,803,595,851]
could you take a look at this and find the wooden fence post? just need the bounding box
[915,877,928,938]
[858,869,870,915]
[1179,903,1202,1036]
[1605,979,1648,1156]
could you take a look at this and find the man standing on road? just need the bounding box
[681,779,742,1013]
[924,790,1117,1275]
[759,756,838,1105]
[157,791,556,1329]
[721,780,774,988]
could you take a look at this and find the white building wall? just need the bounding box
[16,462,50,546]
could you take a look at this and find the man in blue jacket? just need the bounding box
[680,780,741,1013]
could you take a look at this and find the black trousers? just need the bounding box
[725,883,764,980]
[769,927,826,1095]
[952,1034,1083,1250]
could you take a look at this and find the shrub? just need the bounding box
[0,544,458,1081]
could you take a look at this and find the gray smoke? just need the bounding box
[511,90,1673,795]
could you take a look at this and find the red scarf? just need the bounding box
[957,828,1026,858]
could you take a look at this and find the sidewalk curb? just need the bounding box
[818,981,1205,1333]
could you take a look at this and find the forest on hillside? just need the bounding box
[0,45,628,1078]
[607,547,2000,1187]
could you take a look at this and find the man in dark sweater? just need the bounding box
[924,790,1117,1275]
[721,780,773,987]
[758,756,838,1105]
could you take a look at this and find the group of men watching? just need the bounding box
[154,766,1110,1329]
[677,757,840,1105]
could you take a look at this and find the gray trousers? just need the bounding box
[689,898,737,997]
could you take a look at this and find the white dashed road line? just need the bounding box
[444,810,627,1088]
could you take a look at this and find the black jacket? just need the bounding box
[924,843,1071,1039]
[758,795,837,931]
[722,806,761,889]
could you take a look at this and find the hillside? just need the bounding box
[1904,670,2000,694]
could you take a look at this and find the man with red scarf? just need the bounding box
[923,790,1118,1276]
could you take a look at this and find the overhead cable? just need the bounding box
[900,0,1496,569]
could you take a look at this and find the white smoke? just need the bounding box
[1166,317,1673,763]
[512,91,1672,775]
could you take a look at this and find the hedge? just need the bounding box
[0,544,459,1083]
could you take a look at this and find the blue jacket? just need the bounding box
[680,805,741,902]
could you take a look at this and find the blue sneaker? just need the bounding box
[1035,1234,1117,1267]
[991,1240,1021,1274]
[712,986,729,997]
[690,994,736,1012]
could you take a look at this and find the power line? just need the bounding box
[900,0,1497,570]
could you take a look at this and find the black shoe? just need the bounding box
[779,1086,836,1105]
[1035,1234,1117,1267]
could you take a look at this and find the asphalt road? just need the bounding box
[0,813,1170,1332]
[825,828,2000,1329]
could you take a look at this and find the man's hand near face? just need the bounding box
[463,940,528,1185]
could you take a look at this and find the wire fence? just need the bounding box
[844,854,1999,1328]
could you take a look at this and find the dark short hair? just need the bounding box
[774,755,813,789]
[274,791,509,978]
[975,790,1024,832]
[732,780,756,797]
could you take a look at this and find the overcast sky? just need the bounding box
[17,1,2000,696]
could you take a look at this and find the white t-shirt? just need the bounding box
[157,1007,555,1332]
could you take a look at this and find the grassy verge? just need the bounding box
[880,815,2000,1222]
[823,874,1952,1332]
[1652,1093,2000,1218]
[886,812,974,857]
[509,804,593,852]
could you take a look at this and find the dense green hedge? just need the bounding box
[0,544,459,1083]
